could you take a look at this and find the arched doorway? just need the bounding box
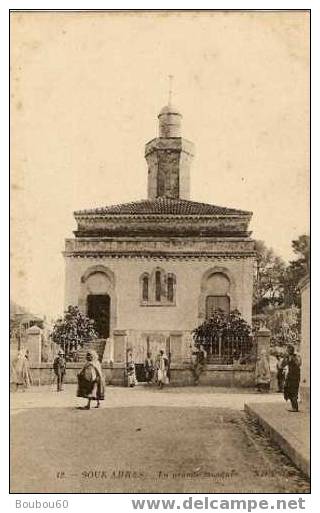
[87,294,110,338]
[79,265,117,338]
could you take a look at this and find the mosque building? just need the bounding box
[64,95,255,384]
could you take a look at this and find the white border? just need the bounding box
[2,2,316,512]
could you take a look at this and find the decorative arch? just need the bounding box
[81,265,115,287]
[79,265,117,337]
[139,272,150,303]
[167,272,176,303]
[151,266,166,303]
[198,266,237,322]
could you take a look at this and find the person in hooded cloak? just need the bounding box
[77,350,105,409]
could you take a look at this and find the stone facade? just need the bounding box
[64,102,255,384]
[64,256,254,332]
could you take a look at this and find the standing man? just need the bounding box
[282,344,302,412]
[144,352,154,384]
[53,349,66,392]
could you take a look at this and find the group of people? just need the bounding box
[127,350,170,389]
[12,342,302,413]
[255,344,302,412]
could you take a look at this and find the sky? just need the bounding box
[10,11,310,319]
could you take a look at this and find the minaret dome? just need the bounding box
[158,104,182,138]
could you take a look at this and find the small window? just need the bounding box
[167,276,174,302]
[155,271,161,301]
[206,295,230,319]
[142,276,149,301]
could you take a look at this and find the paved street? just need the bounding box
[10,386,310,493]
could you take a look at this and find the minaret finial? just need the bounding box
[168,74,174,106]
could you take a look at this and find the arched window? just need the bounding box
[140,270,176,306]
[142,275,149,301]
[167,275,174,302]
[155,271,161,302]
[204,272,230,319]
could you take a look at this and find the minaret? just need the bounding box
[145,78,194,200]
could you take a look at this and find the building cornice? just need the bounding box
[74,213,252,221]
[63,251,256,260]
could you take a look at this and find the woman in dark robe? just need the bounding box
[282,344,301,412]
[77,350,105,409]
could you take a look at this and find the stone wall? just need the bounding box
[22,362,255,387]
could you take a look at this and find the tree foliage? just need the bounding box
[266,306,300,347]
[193,309,251,350]
[51,305,97,357]
[282,234,310,307]
[254,235,310,312]
[253,240,286,314]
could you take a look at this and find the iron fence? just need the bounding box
[200,333,255,365]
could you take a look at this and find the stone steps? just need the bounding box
[77,339,106,362]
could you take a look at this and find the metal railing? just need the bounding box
[200,333,254,365]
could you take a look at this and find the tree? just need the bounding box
[254,240,287,314]
[51,305,98,359]
[265,305,300,348]
[281,234,310,307]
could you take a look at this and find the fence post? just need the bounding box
[255,327,271,357]
[218,333,222,359]
[169,332,183,364]
[25,325,42,364]
[113,330,127,363]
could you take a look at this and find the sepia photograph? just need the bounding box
[10,9,310,494]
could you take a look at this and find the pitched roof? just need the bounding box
[75,198,251,217]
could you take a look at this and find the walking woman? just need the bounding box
[77,350,105,409]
